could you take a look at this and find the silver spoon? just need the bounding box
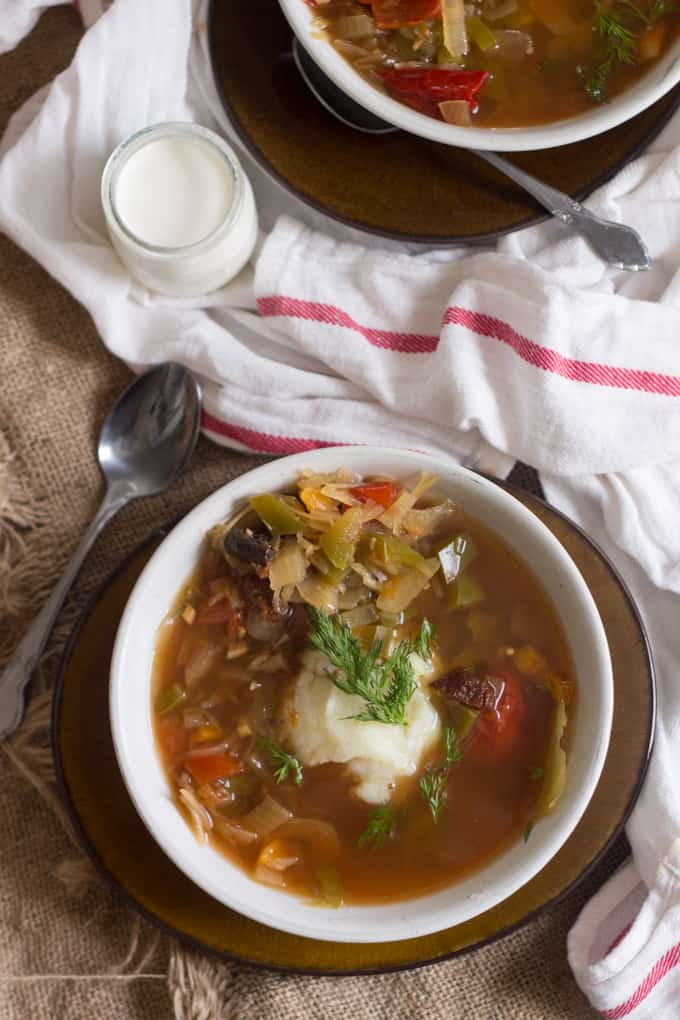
[0,362,202,739]
[292,38,650,271]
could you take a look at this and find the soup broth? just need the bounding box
[152,470,575,907]
[307,0,680,128]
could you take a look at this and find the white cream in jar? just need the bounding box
[101,122,258,297]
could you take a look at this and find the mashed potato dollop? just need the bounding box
[282,651,441,804]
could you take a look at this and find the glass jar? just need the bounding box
[101,122,258,298]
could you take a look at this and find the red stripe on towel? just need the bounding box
[257,294,680,396]
[257,296,439,353]
[201,412,337,454]
[600,939,680,1018]
[606,923,633,957]
[443,307,680,397]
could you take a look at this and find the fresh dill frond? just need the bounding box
[413,618,436,659]
[586,1,638,102]
[259,737,303,785]
[585,0,680,102]
[419,767,448,823]
[307,609,434,725]
[443,725,462,765]
[358,805,397,848]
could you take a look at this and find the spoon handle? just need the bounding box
[0,486,129,740]
[475,150,651,272]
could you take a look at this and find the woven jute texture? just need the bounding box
[0,9,627,1019]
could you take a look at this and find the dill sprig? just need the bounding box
[418,726,464,822]
[419,768,448,823]
[307,608,434,725]
[259,737,303,785]
[358,805,397,848]
[586,0,680,102]
[413,618,436,659]
[443,725,462,765]
[586,0,638,102]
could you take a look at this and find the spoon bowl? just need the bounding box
[98,363,201,497]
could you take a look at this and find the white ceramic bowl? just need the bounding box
[278,0,680,151]
[110,447,613,942]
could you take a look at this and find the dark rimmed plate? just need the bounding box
[207,0,680,245]
[52,482,654,974]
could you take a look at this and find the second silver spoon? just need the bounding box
[292,38,650,272]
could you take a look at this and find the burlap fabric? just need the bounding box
[0,9,629,1018]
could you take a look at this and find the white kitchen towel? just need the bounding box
[2,1,680,1017]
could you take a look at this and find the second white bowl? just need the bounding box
[278,0,680,152]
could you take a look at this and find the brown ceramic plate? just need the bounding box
[207,0,680,245]
[52,481,654,974]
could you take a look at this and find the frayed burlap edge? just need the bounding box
[0,431,166,984]
[0,430,87,850]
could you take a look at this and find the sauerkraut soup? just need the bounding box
[306,0,680,128]
[152,470,575,907]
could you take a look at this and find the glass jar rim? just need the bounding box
[101,122,244,259]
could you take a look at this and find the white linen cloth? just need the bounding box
[2,1,680,1016]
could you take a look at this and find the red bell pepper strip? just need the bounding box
[184,753,243,785]
[349,482,400,508]
[376,67,489,119]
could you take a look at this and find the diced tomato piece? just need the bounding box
[195,600,235,625]
[466,667,527,761]
[376,68,489,119]
[349,482,400,508]
[184,754,243,785]
[370,0,441,28]
[157,716,187,755]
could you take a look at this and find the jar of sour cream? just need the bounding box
[101,122,258,298]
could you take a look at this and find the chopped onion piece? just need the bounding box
[376,558,440,614]
[254,863,288,887]
[257,837,302,872]
[439,100,472,126]
[214,818,259,847]
[341,603,379,629]
[182,742,230,760]
[442,0,468,58]
[275,818,341,860]
[179,787,213,845]
[298,468,359,489]
[351,560,388,591]
[402,499,458,538]
[493,29,533,63]
[332,14,376,39]
[243,796,292,837]
[184,643,219,689]
[379,473,438,533]
[297,573,340,612]
[336,585,366,610]
[269,539,308,590]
